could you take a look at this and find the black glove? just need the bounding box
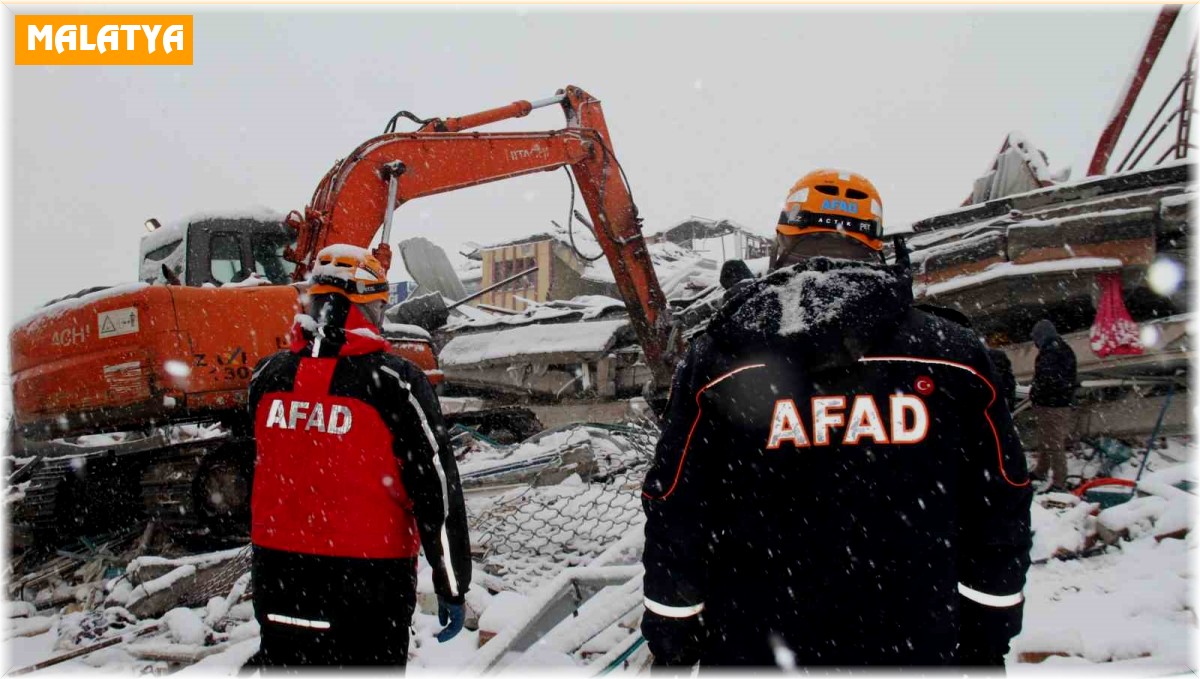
[956,597,1023,666]
[641,609,705,670]
[436,596,465,643]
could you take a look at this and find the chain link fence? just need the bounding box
[467,419,658,593]
[183,546,252,608]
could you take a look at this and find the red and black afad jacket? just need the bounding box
[641,259,1032,666]
[249,306,471,602]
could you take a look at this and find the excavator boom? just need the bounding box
[287,86,679,386]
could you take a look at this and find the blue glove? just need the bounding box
[436,597,465,643]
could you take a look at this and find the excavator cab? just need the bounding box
[139,216,297,287]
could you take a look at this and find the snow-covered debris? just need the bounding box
[459,424,644,480]
[440,319,629,367]
[445,294,626,333]
[1096,496,1168,538]
[584,241,718,300]
[1013,536,1191,666]
[531,574,642,656]
[125,565,196,608]
[922,257,1123,297]
[7,480,32,506]
[1030,498,1097,563]
[5,615,55,640]
[478,591,534,638]
[8,602,40,619]
[173,637,260,675]
[127,547,246,581]
[162,607,209,646]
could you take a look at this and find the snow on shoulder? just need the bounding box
[768,265,892,336]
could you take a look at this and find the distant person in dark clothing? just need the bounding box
[1029,319,1078,491]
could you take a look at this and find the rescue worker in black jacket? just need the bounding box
[640,170,1033,668]
[245,244,472,668]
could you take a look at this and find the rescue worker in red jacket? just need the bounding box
[246,244,471,667]
[641,170,1033,668]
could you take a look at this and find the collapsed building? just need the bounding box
[906,135,1191,444]
[419,220,763,413]
[411,147,1191,441]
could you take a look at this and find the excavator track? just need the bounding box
[13,457,78,548]
[140,438,254,546]
[13,451,146,551]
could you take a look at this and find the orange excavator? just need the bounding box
[9,86,679,549]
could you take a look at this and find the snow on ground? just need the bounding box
[6,437,1193,674]
[1012,501,1193,670]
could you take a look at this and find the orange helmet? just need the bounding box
[777,169,884,251]
[309,244,390,304]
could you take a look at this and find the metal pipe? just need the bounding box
[1115,74,1187,172]
[380,173,399,246]
[447,265,539,310]
[1128,108,1183,169]
[1087,5,1182,176]
[1174,38,1197,161]
[1132,381,1176,490]
[530,94,567,109]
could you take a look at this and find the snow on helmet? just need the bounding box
[309,244,389,304]
[777,169,884,251]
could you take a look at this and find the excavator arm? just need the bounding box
[285,85,679,387]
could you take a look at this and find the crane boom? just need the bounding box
[285,85,680,387]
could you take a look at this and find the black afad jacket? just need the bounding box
[641,259,1033,666]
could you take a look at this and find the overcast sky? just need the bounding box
[8,4,1195,320]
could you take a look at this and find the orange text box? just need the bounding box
[15,15,193,66]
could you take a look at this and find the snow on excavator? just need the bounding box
[9,85,678,552]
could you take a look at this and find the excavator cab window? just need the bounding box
[250,231,297,284]
[209,233,248,285]
[145,241,182,262]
